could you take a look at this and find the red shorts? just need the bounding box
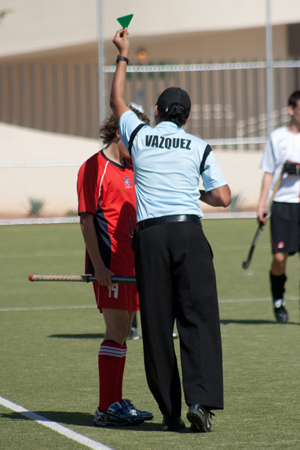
[93,282,139,313]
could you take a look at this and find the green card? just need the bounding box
[117,14,133,28]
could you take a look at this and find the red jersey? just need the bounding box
[77,150,136,276]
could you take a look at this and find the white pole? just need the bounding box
[97,0,106,125]
[265,0,273,137]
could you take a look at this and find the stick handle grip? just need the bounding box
[29,275,136,284]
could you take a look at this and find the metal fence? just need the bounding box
[1,59,300,219]
[1,60,300,149]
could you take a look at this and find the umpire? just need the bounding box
[110,28,231,433]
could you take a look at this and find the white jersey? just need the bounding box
[260,126,300,203]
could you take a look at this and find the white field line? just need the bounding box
[0,245,270,258]
[0,217,80,226]
[0,297,298,312]
[0,251,83,258]
[0,396,113,450]
[0,212,257,226]
[219,296,298,303]
[0,305,95,312]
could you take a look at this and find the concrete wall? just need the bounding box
[0,123,263,218]
[1,0,300,59]
[0,123,99,217]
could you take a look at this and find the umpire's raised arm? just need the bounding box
[110,28,131,121]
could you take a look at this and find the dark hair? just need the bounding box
[157,103,189,127]
[288,91,300,108]
[99,107,150,144]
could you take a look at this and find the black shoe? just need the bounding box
[162,416,185,432]
[187,405,214,432]
[273,299,288,323]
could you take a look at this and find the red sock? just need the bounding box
[116,344,127,402]
[98,341,127,412]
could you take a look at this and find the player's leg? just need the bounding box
[269,202,298,323]
[92,282,146,426]
[99,308,131,411]
[95,307,147,426]
[103,307,132,344]
[271,251,288,275]
[270,253,288,323]
[101,305,153,422]
[112,309,134,402]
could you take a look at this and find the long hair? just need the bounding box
[99,107,150,144]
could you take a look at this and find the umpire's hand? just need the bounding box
[113,28,130,55]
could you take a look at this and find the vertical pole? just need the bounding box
[97,0,106,125]
[265,0,273,137]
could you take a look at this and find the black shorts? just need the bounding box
[270,202,300,255]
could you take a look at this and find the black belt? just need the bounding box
[136,214,201,232]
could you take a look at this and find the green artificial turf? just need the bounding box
[0,220,299,450]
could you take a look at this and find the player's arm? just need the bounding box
[257,172,273,224]
[80,213,114,286]
[110,28,131,122]
[200,185,231,207]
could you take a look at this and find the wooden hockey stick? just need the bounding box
[29,274,136,284]
[242,166,285,270]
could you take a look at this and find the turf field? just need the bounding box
[0,219,299,450]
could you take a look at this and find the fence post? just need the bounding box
[265,0,274,137]
[97,0,106,126]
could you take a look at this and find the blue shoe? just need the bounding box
[122,399,154,420]
[94,407,128,427]
[94,402,144,427]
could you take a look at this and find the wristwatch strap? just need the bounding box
[116,55,129,64]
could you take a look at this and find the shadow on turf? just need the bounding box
[48,333,105,339]
[48,320,300,339]
[0,411,95,427]
[220,319,299,325]
[0,411,188,432]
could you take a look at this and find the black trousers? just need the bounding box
[135,221,223,419]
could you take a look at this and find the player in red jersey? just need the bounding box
[77,106,153,427]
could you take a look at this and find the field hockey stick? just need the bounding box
[242,166,285,270]
[241,221,265,269]
[29,274,136,284]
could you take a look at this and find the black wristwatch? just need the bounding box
[116,55,129,64]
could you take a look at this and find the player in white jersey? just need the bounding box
[110,27,231,433]
[258,90,300,323]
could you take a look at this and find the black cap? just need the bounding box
[156,87,191,114]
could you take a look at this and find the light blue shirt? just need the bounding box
[119,110,227,222]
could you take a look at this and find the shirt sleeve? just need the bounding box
[77,156,99,215]
[260,137,275,173]
[119,110,145,149]
[201,151,228,192]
